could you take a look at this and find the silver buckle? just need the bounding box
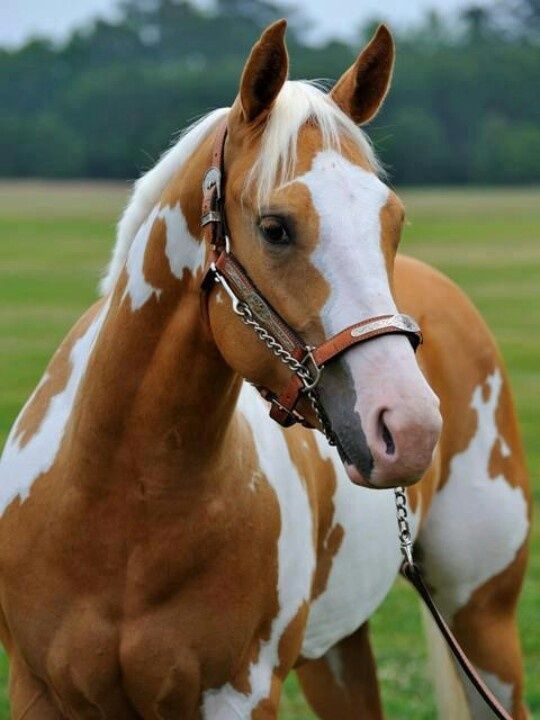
[211,264,243,315]
[300,347,322,391]
[202,167,222,199]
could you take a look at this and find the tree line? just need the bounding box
[0,0,538,184]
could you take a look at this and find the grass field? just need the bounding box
[0,182,538,718]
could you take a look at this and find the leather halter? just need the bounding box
[200,118,422,429]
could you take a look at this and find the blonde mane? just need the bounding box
[100,81,380,296]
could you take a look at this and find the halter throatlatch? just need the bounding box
[200,118,422,431]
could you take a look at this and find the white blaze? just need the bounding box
[297,149,395,333]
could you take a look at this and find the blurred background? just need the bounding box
[0,0,539,718]
[1,0,539,183]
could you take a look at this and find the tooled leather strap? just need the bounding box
[401,562,514,720]
[201,118,229,253]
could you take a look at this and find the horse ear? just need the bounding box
[331,25,395,125]
[236,19,289,125]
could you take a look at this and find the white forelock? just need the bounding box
[247,80,382,204]
[99,81,380,296]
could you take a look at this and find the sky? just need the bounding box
[2,0,494,48]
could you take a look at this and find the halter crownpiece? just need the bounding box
[200,117,422,431]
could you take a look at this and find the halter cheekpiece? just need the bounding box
[200,118,422,435]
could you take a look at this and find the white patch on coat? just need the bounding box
[325,646,345,688]
[123,206,162,310]
[0,300,111,514]
[201,384,315,718]
[296,150,395,334]
[461,667,514,719]
[301,432,420,659]
[418,368,529,619]
[161,204,205,279]
[122,203,203,311]
[248,469,263,493]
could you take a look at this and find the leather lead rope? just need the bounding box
[395,492,514,720]
[200,117,515,720]
[401,561,513,720]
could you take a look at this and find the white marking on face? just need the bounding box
[296,149,395,333]
[418,369,529,619]
[201,384,315,717]
[123,203,203,311]
[301,432,420,659]
[0,300,111,514]
[295,150,441,486]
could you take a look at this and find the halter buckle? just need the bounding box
[299,347,322,392]
[211,262,243,315]
[202,167,222,199]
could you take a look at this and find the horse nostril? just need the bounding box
[379,412,395,456]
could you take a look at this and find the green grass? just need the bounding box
[0,182,538,717]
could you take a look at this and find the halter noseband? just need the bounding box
[200,118,422,434]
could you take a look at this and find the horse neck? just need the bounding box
[69,136,240,491]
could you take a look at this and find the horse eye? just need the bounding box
[258,217,291,246]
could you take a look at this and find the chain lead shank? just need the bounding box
[394,486,414,565]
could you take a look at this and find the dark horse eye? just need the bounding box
[258,216,291,246]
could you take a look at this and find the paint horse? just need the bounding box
[0,21,530,720]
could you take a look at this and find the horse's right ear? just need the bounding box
[231,19,289,128]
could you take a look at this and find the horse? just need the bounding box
[0,19,530,720]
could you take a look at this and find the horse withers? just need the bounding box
[0,20,530,720]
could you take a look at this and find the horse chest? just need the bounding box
[302,436,419,659]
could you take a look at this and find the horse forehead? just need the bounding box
[295,149,390,230]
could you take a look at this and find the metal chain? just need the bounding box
[233,300,313,383]
[306,390,337,446]
[394,486,414,565]
[230,297,338,446]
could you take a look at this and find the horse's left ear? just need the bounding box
[234,19,289,126]
[331,25,395,125]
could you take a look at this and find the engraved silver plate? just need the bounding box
[350,314,420,338]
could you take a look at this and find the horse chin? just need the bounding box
[344,462,377,488]
[329,429,377,488]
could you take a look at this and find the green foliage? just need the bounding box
[0,0,539,183]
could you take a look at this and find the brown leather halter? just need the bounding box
[200,118,422,432]
[198,118,514,720]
